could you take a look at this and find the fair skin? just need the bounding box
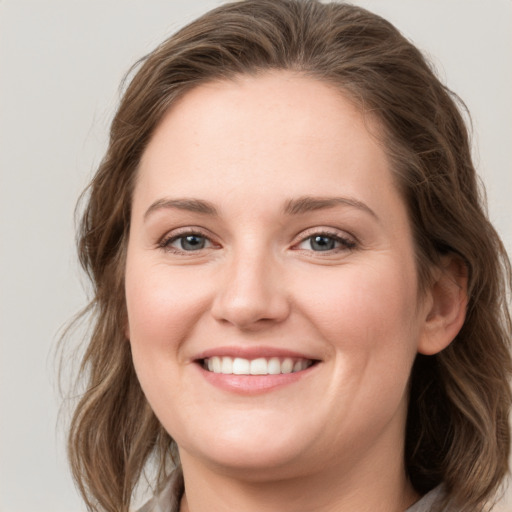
[125,72,466,512]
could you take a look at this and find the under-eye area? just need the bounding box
[198,357,319,375]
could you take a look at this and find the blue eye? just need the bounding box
[179,235,206,250]
[297,233,355,252]
[309,235,337,251]
[165,234,210,252]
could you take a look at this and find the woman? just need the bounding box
[67,1,512,511]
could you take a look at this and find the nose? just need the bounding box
[210,246,291,330]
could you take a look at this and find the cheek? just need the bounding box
[283,259,422,448]
[125,259,211,358]
[295,260,421,357]
[124,259,214,428]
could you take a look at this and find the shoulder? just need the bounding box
[136,470,184,512]
[406,486,457,512]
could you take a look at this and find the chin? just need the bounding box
[187,447,307,482]
[175,420,315,479]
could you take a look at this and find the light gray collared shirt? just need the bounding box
[138,471,445,512]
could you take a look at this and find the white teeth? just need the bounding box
[293,360,304,372]
[250,358,268,375]
[211,356,222,373]
[232,357,250,375]
[203,356,313,375]
[267,357,281,375]
[281,358,294,374]
[221,357,233,374]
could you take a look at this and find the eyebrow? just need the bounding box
[143,195,378,221]
[144,198,218,220]
[283,196,378,219]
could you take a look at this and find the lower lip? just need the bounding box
[196,363,318,395]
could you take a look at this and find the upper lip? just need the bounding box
[192,346,320,362]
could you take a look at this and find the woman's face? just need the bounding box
[125,72,432,480]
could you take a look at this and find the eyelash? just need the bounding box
[293,230,357,253]
[158,228,214,254]
[158,228,357,255]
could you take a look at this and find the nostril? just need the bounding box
[211,295,291,330]
[209,260,291,329]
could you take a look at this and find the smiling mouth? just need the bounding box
[200,356,316,375]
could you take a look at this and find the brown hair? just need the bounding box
[66,1,512,511]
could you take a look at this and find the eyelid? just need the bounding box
[157,226,219,253]
[156,225,357,254]
[291,227,357,251]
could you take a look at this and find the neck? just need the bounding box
[178,442,419,512]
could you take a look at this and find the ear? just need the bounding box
[417,255,468,355]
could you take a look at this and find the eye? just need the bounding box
[160,232,213,253]
[296,232,356,252]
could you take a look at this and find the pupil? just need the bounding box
[311,235,335,251]
[181,235,205,250]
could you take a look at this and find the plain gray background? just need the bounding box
[1,1,511,510]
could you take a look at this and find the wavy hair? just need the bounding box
[66,1,512,511]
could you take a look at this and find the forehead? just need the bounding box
[144,71,378,154]
[135,71,397,217]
